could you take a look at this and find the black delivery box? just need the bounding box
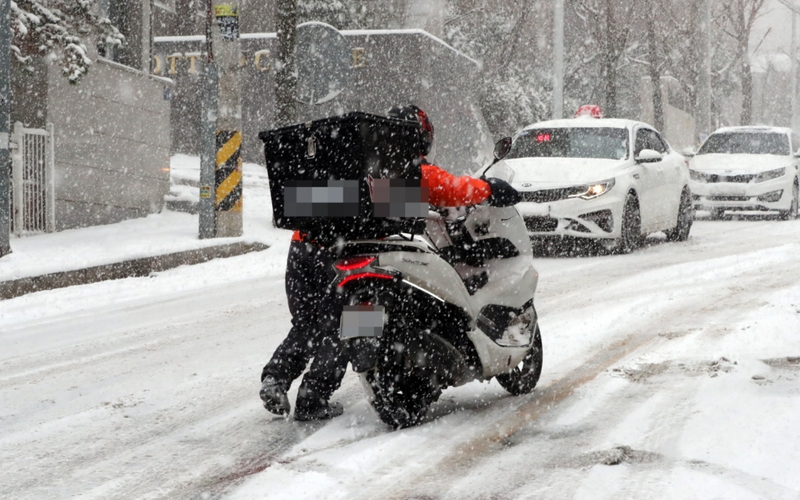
[259,112,429,243]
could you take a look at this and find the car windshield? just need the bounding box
[506,127,629,160]
[697,132,790,156]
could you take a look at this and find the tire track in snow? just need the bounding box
[350,239,800,500]
[5,221,800,499]
[0,275,301,500]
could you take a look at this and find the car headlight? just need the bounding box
[569,178,615,200]
[689,169,710,182]
[754,167,786,183]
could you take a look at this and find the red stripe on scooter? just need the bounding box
[337,272,393,288]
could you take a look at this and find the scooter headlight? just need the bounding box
[569,178,615,200]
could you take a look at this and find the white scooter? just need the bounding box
[336,139,543,428]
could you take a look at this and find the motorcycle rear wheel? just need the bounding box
[495,324,543,395]
[365,365,439,429]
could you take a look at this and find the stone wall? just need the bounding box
[47,58,172,230]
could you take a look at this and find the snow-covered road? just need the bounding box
[2,219,799,499]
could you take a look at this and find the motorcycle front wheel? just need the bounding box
[495,324,543,395]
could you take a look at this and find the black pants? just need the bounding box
[261,240,348,407]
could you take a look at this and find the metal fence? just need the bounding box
[10,122,55,236]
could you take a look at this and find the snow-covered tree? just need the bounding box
[480,62,549,135]
[299,0,406,29]
[10,0,123,83]
[721,0,767,125]
[443,0,551,135]
[569,0,638,119]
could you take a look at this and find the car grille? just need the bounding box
[708,195,750,202]
[524,216,558,232]
[520,187,580,203]
[698,173,757,183]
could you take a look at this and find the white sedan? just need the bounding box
[487,117,693,253]
[689,126,800,220]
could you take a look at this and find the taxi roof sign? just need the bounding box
[575,104,603,119]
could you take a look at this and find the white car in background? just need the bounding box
[689,126,800,220]
[487,117,692,253]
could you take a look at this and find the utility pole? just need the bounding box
[792,0,798,132]
[552,0,564,120]
[1,0,12,257]
[645,0,664,132]
[275,0,298,127]
[199,0,243,239]
[697,0,713,144]
[778,0,800,130]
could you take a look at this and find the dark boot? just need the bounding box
[294,400,344,421]
[260,376,290,416]
[295,387,344,421]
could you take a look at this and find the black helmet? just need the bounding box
[387,105,434,156]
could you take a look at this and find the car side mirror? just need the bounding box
[635,149,663,164]
[494,137,512,160]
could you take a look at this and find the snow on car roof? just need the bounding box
[711,125,792,136]
[520,117,648,132]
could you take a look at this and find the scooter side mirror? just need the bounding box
[479,137,514,180]
[494,137,513,160]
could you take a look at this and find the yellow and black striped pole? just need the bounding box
[214,129,243,235]
[199,0,242,238]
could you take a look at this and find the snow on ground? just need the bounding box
[0,155,282,283]
[1,156,800,499]
[228,220,800,500]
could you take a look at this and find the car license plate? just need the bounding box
[340,305,385,339]
[710,186,746,197]
[520,203,550,216]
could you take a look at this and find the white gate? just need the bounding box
[10,122,55,236]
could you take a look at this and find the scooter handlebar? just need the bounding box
[486,177,522,207]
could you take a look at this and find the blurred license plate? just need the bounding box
[284,180,360,217]
[340,305,385,339]
[710,186,745,197]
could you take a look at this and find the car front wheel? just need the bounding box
[665,188,693,242]
[602,194,642,254]
[780,180,799,221]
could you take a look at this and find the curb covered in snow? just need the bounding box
[0,241,270,301]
